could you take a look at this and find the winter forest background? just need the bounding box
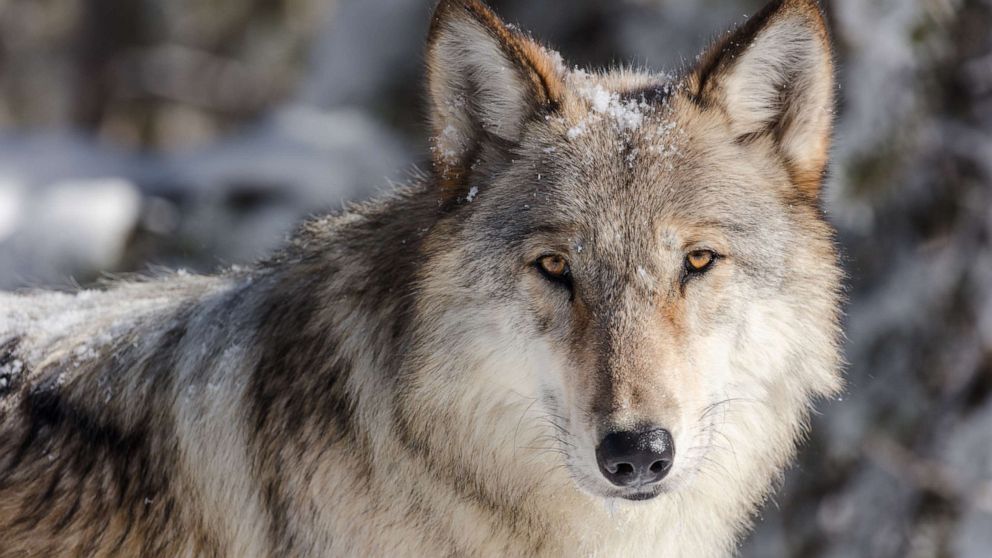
[0,0,990,555]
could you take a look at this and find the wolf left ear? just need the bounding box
[426,0,564,200]
[690,0,835,198]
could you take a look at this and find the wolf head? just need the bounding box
[413,0,842,504]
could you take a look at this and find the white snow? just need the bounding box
[567,122,588,139]
[0,272,226,369]
[587,85,613,113]
[564,74,677,150]
[436,124,464,165]
[575,82,652,134]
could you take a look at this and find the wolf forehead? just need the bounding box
[463,80,792,253]
[465,72,777,200]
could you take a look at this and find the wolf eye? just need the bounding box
[685,250,716,273]
[535,254,572,285]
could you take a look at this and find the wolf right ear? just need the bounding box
[689,0,835,198]
[426,0,565,200]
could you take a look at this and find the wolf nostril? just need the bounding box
[595,428,675,488]
[614,462,634,476]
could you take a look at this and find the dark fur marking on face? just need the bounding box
[588,314,626,419]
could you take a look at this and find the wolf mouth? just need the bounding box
[619,490,661,501]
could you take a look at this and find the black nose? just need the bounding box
[595,428,675,487]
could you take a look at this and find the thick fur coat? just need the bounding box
[0,1,842,556]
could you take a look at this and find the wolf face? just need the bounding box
[420,0,842,503]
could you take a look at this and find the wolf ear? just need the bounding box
[426,0,564,199]
[690,0,834,197]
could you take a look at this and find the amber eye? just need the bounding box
[536,254,571,284]
[685,250,716,273]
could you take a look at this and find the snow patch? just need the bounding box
[587,85,613,113]
[576,83,652,134]
[567,121,588,139]
[435,124,464,165]
[564,76,679,150]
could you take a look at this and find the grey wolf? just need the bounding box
[0,0,841,555]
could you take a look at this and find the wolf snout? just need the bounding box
[595,428,675,488]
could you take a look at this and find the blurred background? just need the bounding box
[0,0,989,555]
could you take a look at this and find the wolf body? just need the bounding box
[0,1,842,556]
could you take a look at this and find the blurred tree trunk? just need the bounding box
[72,0,147,129]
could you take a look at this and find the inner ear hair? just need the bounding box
[425,0,565,203]
[689,0,835,199]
